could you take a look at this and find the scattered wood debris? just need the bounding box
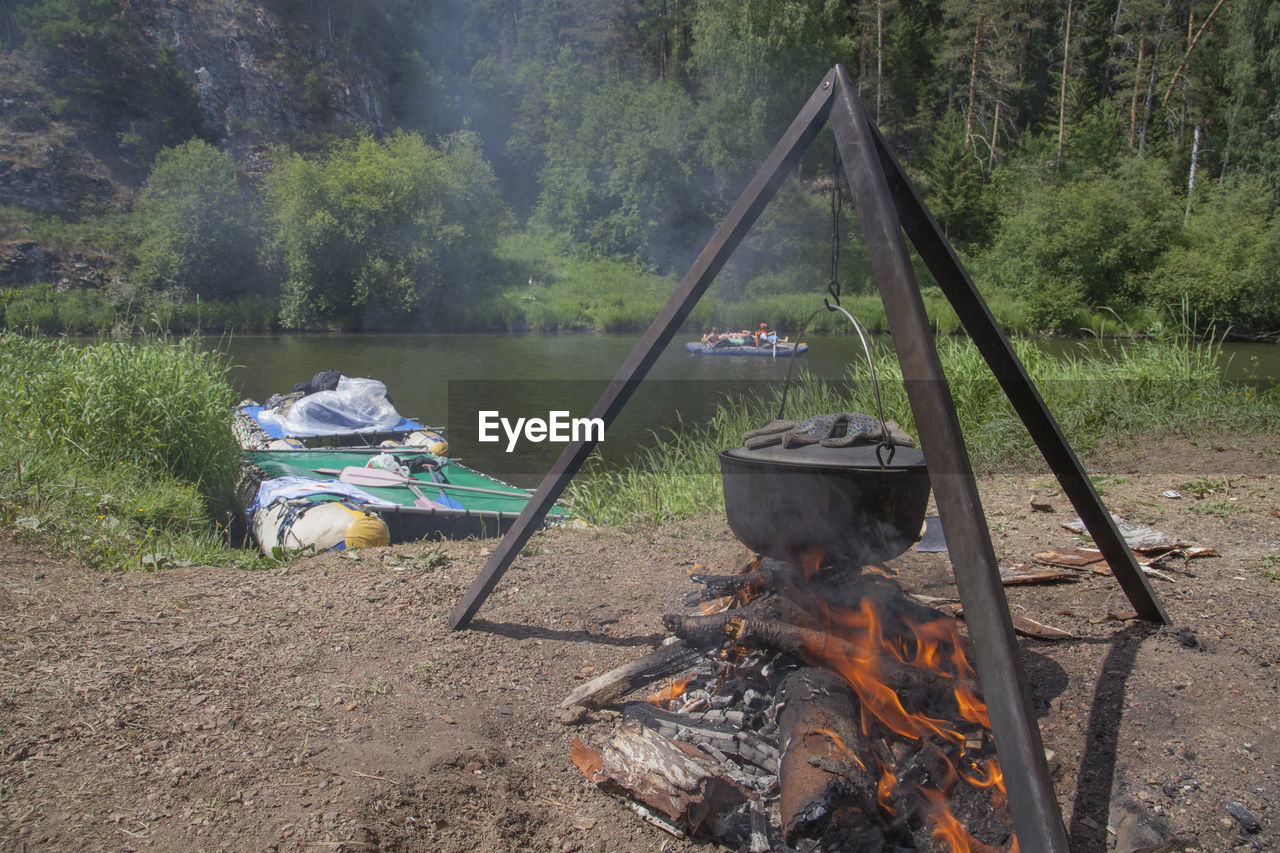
[1062,516,1214,558]
[999,563,1085,584]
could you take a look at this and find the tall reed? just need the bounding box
[567,329,1278,525]
[0,332,243,568]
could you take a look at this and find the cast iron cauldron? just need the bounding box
[718,303,931,566]
[720,441,930,566]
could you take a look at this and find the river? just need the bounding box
[221,332,1280,487]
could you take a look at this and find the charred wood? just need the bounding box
[574,721,751,839]
[725,616,979,717]
[683,556,799,602]
[776,667,889,848]
[776,568,958,638]
[663,597,780,649]
[891,740,1014,849]
[559,639,702,713]
[624,703,780,774]
[683,568,775,606]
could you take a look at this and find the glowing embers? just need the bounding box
[572,555,1017,851]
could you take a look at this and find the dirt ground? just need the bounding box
[2,434,1279,853]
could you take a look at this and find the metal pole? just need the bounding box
[449,69,839,630]
[829,65,1070,851]
[861,111,1168,624]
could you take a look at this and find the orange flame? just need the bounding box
[798,545,824,580]
[646,674,691,705]
[776,553,1015,851]
[917,786,1008,852]
[804,599,964,745]
[876,761,896,814]
[961,757,1002,789]
[809,727,866,771]
[962,757,1010,811]
[679,551,1016,849]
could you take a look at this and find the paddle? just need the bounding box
[315,467,534,501]
[407,483,447,509]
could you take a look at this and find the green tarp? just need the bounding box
[243,449,565,517]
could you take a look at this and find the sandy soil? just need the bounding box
[2,435,1279,852]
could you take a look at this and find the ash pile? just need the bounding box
[566,557,1018,852]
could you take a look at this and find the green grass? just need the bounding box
[1186,501,1237,517]
[1261,554,1280,580]
[0,332,249,570]
[463,232,1023,336]
[1177,476,1229,497]
[1088,475,1130,496]
[462,231,678,332]
[0,284,119,334]
[568,326,1280,526]
[0,204,132,257]
[1,285,282,335]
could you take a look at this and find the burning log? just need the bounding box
[558,639,702,717]
[680,555,800,604]
[725,616,980,718]
[776,667,896,849]
[580,551,1019,850]
[683,562,779,605]
[894,741,1016,850]
[663,597,780,649]
[776,568,957,637]
[571,721,751,840]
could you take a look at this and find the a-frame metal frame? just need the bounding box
[451,65,1167,850]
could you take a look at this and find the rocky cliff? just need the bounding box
[158,2,391,149]
[0,1,394,217]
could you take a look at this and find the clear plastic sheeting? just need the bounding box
[261,377,404,435]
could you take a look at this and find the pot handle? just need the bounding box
[776,303,896,469]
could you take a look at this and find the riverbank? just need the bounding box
[2,433,1278,851]
[568,332,1280,525]
[2,329,1276,570]
[0,229,1215,340]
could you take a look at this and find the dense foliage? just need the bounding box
[131,140,266,305]
[2,0,1280,337]
[14,0,202,166]
[0,332,243,568]
[265,130,508,329]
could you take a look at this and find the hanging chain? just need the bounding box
[826,139,843,308]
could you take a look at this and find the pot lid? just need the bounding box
[723,441,926,470]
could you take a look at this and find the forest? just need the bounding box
[0,0,1278,337]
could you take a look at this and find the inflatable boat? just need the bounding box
[237,447,566,556]
[684,340,808,357]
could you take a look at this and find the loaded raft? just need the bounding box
[233,371,568,557]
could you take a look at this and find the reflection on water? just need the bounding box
[223,333,826,485]
[219,332,1280,487]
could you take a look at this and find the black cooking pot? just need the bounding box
[720,441,930,566]
[719,303,931,566]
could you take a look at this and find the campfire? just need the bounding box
[567,555,1018,852]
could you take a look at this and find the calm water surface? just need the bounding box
[221,333,1280,486]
